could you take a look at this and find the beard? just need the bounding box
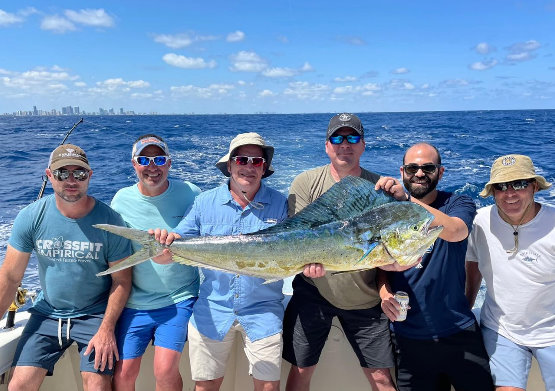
[55,186,86,202]
[403,174,439,199]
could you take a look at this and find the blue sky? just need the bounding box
[1,1,555,114]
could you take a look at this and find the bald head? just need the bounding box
[403,143,441,165]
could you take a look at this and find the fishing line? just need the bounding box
[36,117,84,200]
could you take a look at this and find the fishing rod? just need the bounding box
[36,117,84,200]
[3,118,84,330]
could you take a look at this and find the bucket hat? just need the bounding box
[216,132,274,178]
[480,154,551,197]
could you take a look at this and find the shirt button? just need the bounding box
[235,294,239,298]
[236,274,240,278]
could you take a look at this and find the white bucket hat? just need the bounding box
[215,132,275,178]
[480,154,551,197]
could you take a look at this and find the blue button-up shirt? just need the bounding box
[174,182,288,342]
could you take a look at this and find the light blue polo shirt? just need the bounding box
[174,182,288,342]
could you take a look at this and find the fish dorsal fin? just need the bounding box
[255,176,395,235]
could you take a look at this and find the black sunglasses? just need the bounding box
[492,179,534,192]
[403,163,441,175]
[52,168,90,181]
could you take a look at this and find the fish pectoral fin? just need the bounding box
[354,241,380,265]
[96,248,152,276]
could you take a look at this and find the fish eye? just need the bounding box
[412,225,419,231]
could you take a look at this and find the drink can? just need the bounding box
[394,291,409,321]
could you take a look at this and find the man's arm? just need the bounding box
[0,245,31,319]
[84,259,132,371]
[465,261,482,309]
[375,176,471,242]
[410,197,469,242]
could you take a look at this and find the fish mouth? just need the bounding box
[426,225,443,236]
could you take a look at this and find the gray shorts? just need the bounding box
[282,275,394,369]
[12,312,112,376]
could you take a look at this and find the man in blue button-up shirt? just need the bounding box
[156,132,287,391]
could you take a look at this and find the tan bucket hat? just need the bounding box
[216,132,275,178]
[480,154,551,197]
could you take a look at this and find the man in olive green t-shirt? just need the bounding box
[282,113,406,391]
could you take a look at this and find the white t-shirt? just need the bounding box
[466,203,555,347]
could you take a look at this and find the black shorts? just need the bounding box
[282,275,394,369]
[393,322,494,391]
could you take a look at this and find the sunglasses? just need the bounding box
[328,135,362,145]
[492,179,534,192]
[134,155,168,166]
[52,168,89,182]
[231,156,266,167]
[403,163,441,175]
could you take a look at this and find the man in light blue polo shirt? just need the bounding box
[155,132,287,391]
[111,134,201,391]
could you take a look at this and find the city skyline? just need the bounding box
[1,1,555,114]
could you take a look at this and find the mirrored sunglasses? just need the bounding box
[492,179,534,192]
[52,168,89,181]
[134,155,168,166]
[328,135,362,145]
[403,163,441,175]
[231,156,266,167]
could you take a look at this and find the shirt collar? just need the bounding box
[215,181,272,207]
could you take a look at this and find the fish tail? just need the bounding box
[93,224,162,276]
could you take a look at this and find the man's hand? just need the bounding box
[302,263,326,278]
[84,326,118,371]
[375,176,409,201]
[380,291,402,322]
[148,228,182,263]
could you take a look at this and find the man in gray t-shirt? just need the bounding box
[0,144,132,391]
[282,113,407,391]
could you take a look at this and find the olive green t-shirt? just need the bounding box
[288,164,382,310]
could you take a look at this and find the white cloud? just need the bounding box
[283,81,329,100]
[505,40,541,62]
[334,76,357,82]
[91,78,150,94]
[333,83,381,95]
[300,62,313,72]
[0,67,79,95]
[229,51,268,72]
[227,30,245,42]
[163,53,217,69]
[41,15,76,33]
[339,36,367,46]
[262,67,297,78]
[170,84,235,98]
[506,52,533,62]
[64,9,114,27]
[74,81,87,87]
[470,59,498,71]
[392,67,409,74]
[475,42,495,54]
[153,33,218,48]
[440,79,470,87]
[0,9,23,26]
[259,89,276,97]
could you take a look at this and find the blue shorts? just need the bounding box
[482,326,555,390]
[12,312,111,376]
[116,297,196,359]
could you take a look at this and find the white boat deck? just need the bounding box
[0,312,546,390]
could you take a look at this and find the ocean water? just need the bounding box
[1,111,554,308]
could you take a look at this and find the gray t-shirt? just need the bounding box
[288,164,382,310]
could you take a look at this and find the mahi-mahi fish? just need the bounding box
[95,176,442,280]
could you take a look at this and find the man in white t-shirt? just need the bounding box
[466,154,554,391]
